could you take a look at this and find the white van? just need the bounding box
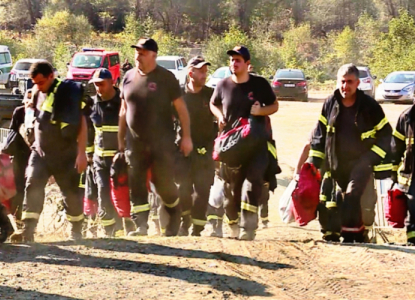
[156,56,187,85]
[0,45,12,87]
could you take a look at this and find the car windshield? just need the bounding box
[385,73,415,83]
[358,70,369,78]
[14,62,33,71]
[72,54,103,68]
[212,68,231,78]
[276,70,304,79]
[157,60,176,70]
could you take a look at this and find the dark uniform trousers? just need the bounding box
[178,150,215,231]
[259,183,270,224]
[22,150,84,225]
[225,143,269,231]
[126,137,180,234]
[93,155,123,231]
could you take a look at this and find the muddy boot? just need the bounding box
[239,228,256,241]
[158,205,170,237]
[103,224,116,238]
[123,217,136,235]
[178,215,192,236]
[191,225,204,237]
[261,218,269,229]
[322,231,341,242]
[165,206,181,237]
[128,211,149,236]
[341,232,355,243]
[0,205,13,243]
[228,224,240,239]
[69,221,83,242]
[10,219,36,243]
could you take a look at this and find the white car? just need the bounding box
[206,67,232,88]
[357,66,376,97]
[156,56,187,85]
[9,59,59,86]
[375,71,415,103]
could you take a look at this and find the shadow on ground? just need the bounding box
[0,285,82,300]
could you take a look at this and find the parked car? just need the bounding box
[270,69,309,102]
[156,56,187,85]
[9,59,59,88]
[357,66,376,97]
[375,71,415,103]
[206,67,232,88]
[0,45,12,88]
[67,48,120,95]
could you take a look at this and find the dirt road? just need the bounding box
[1,101,414,300]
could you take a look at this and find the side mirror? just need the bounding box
[373,75,377,80]
[306,76,311,80]
[178,66,183,71]
[269,76,273,80]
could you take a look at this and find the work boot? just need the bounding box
[103,224,116,238]
[239,228,256,241]
[261,219,269,229]
[10,219,37,243]
[191,225,204,237]
[228,224,240,239]
[178,215,192,236]
[69,221,83,242]
[0,206,13,243]
[322,232,341,242]
[165,206,181,237]
[128,212,149,236]
[123,217,136,235]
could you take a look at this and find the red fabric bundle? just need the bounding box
[385,188,408,228]
[110,153,130,218]
[0,154,16,204]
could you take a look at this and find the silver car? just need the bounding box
[206,67,232,88]
[375,71,415,103]
[357,66,376,97]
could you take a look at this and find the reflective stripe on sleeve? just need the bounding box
[393,129,406,141]
[371,145,386,159]
[319,115,328,126]
[309,150,325,159]
[267,142,277,159]
[373,164,393,172]
[374,117,388,131]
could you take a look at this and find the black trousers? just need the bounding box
[177,152,215,228]
[22,150,84,224]
[93,155,122,228]
[224,143,268,231]
[259,183,270,223]
[10,156,28,220]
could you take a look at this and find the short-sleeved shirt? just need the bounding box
[181,85,215,148]
[121,66,181,143]
[210,74,275,129]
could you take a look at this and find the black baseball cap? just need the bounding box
[131,38,158,53]
[226,46,250,61]
[187,56,211,69]
[89,68,112,83]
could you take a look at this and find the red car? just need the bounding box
[67,48,121,95]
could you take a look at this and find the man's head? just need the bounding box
[337,64,360,100]
[227,46,250,76]
[29,61,55,93]
[131,38,158,70]
[89,68,114,98]
[187,56,211,87]
[23,89,32,104]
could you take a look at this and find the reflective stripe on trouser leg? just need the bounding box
[164,198,180,208]
[224,214,239,225]
[131,204,151,214]
[66,214,85,222]
[192,219,207,227]
[21,212,40,220]
[101,218,116,227]
[207,215,223,221]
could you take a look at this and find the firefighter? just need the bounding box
[10,61,88,243]
[88,68,124,237]
[308,63,392,243]
[391,104,415,244]
[210,46,279,240]
[175,56,215,236]
[118,38,193,237]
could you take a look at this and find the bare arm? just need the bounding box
[209,102,226,130]
[173,97,193,156]
[118,98,127,152]
[251,99,279,116]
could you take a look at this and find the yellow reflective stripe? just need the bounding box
[267,142,277,159]
[361,129,376,140]
[41,80,62,113]
[102,125,119,132]
[81,101,86,109]
[207,215,223,221]
[406,138,414,145]
[327,125,335,133]
[309,150,325,159]
[182,210,191,216]
[94,147,117,157]
[101,218,116,227]
[66,214,84,222]
[365,225,373,230]
[324,231,340,237]
[241,202,258,213]
[375,118,388,131]
[319,115,328,126]
[392,165,399,172]
[49,120,69,129]
[115,230,124,237]
[86,146,94,154]
[161,227,166,234]
[398,174,411,188]
[323,171,331,178]
[407,231,415,240]
[261,217,269,222]
[164,198,180,208]
[192,219,207,226]
[371,145,386,159]
[373,163,392,172]
[320,195,327,201]
[131,204,151,214]
[197,148,207,155]
[21,212,40,220]
[326,202,337,208]
[393,129,406,141]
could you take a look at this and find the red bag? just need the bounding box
[110,153,130,218]
[292,163,321,226]
[0,154,16,203]
[385,187,408,228]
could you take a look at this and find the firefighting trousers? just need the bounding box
[93,155,122,229]
[224,143,268,231]
[177,152,215,229]
[125,140,180,226]
[259,183,270,224]
[22,150,84,224]
[10,157,27,220]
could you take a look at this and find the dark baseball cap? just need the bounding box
[187,56,211,69]
[89,68,112,83]
[131,38,158,53]
[226,46,250,61]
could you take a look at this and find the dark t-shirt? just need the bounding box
[181,85,215,148]
[210,74,275,129]
[335,101,364,170]
[121,66,181,143]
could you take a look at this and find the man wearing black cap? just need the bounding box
[88,68,125,237]
[176,56,215,236]
[210,46,279,240]
[118,38,193,236]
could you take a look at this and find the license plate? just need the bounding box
[284,84,295,88]
[387,93,399,96]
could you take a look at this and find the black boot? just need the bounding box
[165,206,181,237]
[0,205,13,243]
[191,225,204,237]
